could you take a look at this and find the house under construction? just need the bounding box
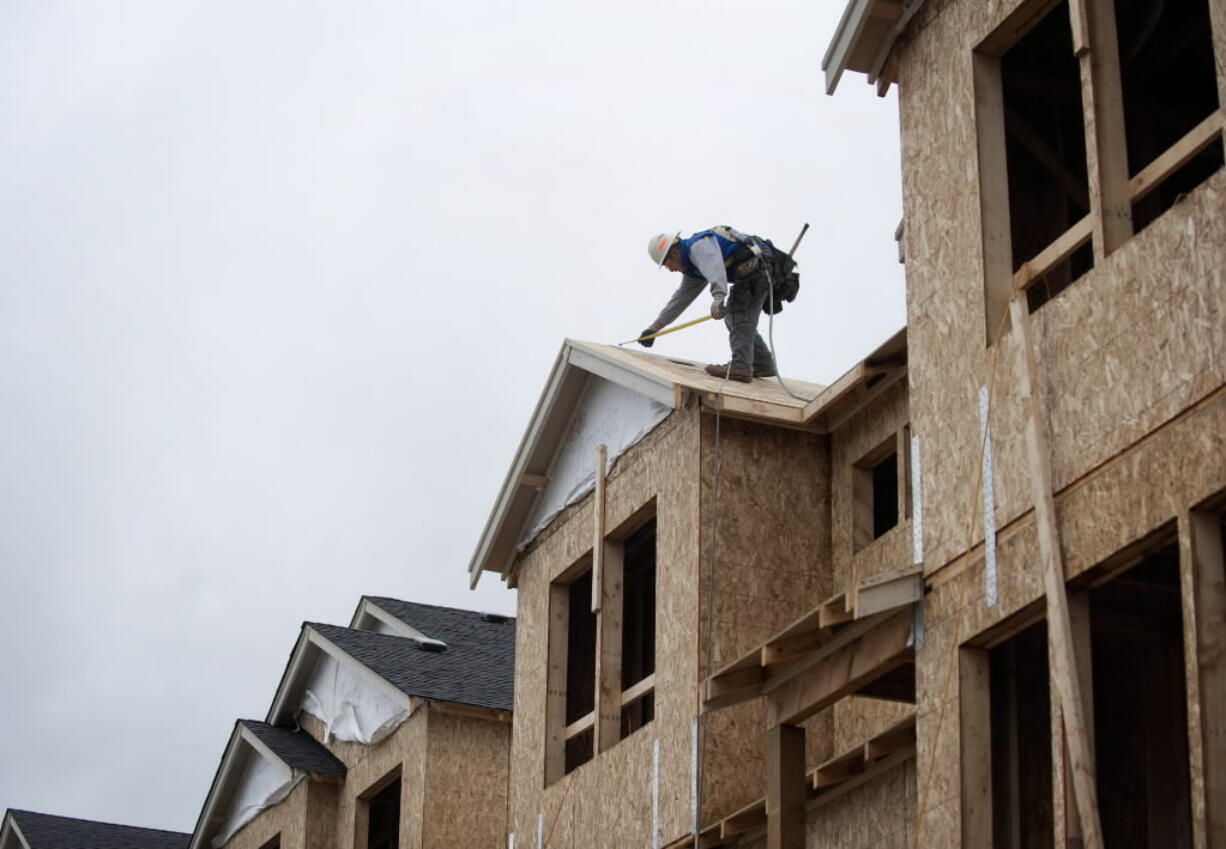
[4,0,1224,847]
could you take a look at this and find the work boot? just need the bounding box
[704,363,753,383]
[754,361,778,378]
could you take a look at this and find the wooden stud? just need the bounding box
[545,582,570,786]
[959,648,992,849]
[1187,511,1226,848]
[1065,590,1096,846]
[1079,0,1132,261]
[592,443,607,613]
[1068,0,1090,55]
[1008,293,1104,849]
[766,724,805,849]
[973,50,1014,345]
[595,537,623,753]
[766,607,914,727]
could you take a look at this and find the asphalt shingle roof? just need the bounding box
[310,607,514,711]
[8,811,189,849]
[238,720,346,776]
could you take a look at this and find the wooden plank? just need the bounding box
[1065,590,1096,846]
[720,800,767,839]
[865,715,917,760]
[619,673,655,708]
[1008,293,1104,849]
[1187,510,1226,848]
[596,537,623,753]
[592,443,607,613]
[1067,0,1090,55]
[1129,110,1225,203]
[974,50,1014,344]
[762,627,829,667]
[959,648,991,849]
[852,567,923,619]
[703,666,765,711]
[766,724,806,849]
[813,752,865,789]
[819,592,852,628]
[766,608,914,726]
[1011,214,1093,294]
[565,710,595,740]
[545,582,570,785]
[1081,0,1132,259]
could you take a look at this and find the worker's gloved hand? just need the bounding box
[710,298,727,320]
[638,327,659,348]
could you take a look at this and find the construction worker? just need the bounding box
[638,228,783,383]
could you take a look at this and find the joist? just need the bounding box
[1008,292,1104,849]
[851,567,923,619]
[766,607,915,727]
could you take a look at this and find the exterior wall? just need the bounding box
[893,0,1226,845]
[697,414,832,822]
[422,709,511,848]
[507,404,702,849]
[222,777,339,849]
[302,709,430,849]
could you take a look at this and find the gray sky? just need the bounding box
[0,0,904,832]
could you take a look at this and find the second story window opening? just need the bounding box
[620,519,656,738]
[854,435,903,551]
[564,567,597,773]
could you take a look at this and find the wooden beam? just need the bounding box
[1187,510,1226,848]
[595,536,623,753]
[974,50,1014,344]
[766,607,914,727]
[1129,110,1225,203]
[766,724,806,849]
[592,443,607,613]
[813,753,865,789]
[762,628,830,668]
[818,592,852,628]
[852,567,923,619]
[565,710,595,740]
[866,716,917,760]
[720,801,767,839]
[545,582,569,786]
[1011,214,1093,294]
[1080,0,1132,260]
[960,648,991,849]
[703,666,765,711]
[1008,293,1104,849]
[619,673,655,708]
[1065,590,1096,846]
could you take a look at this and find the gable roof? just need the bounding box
[467,334,909,586]
[309,623,514,711]
[237,721,346,776]
[3,810,188,849]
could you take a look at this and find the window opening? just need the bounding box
[1115,0,1223,233]
[564,567,596,773]
[366,777,401,849]
[1001,0,1094,312]
[1089,543,1192,849]
[620,519,656,738]
[854,438,900,550]
[989,619,1053,849]
[258,836,281,849]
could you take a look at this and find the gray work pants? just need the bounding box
[725,281,775,373]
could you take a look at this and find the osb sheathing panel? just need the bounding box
[508,404,701,849]
[910,391,1226,844]
[830,380,913,590]
[422,710,510,848]
[698,414,831,820]
[302,708,431,849]
[222,777,310,849]
[897,0,1226,576]
[806,760,917,849]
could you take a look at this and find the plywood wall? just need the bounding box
[222,777,313,849]
[697,414,831,821]
[507,404,701,849]
[422,709,511,848]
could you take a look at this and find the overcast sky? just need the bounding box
[0,0,904,831]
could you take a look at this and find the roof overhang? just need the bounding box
[823,0,925,94]
[0,814,31,849]
[266,626,414,728]
[465,339,827,588]
[349,597,436,643]
[188,723,252,849]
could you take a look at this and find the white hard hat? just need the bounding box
[647,232,681,267]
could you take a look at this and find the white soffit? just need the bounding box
[822,0,911,94]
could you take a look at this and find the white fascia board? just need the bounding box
[304,628,415,713]
[565,346,677,408]
[467,343,572,588]
[822,0,874,94]
[2,814,33,849]
[188,724,247,849]
[349,598,432,642]
[265,629,315,726]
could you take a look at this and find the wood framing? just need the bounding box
[545,581,570,785]
[766,725,806,849]
[1187,509,1226,848]
[591,443,607,613]
[1008,292,1103,848]
[595,535,623,753]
